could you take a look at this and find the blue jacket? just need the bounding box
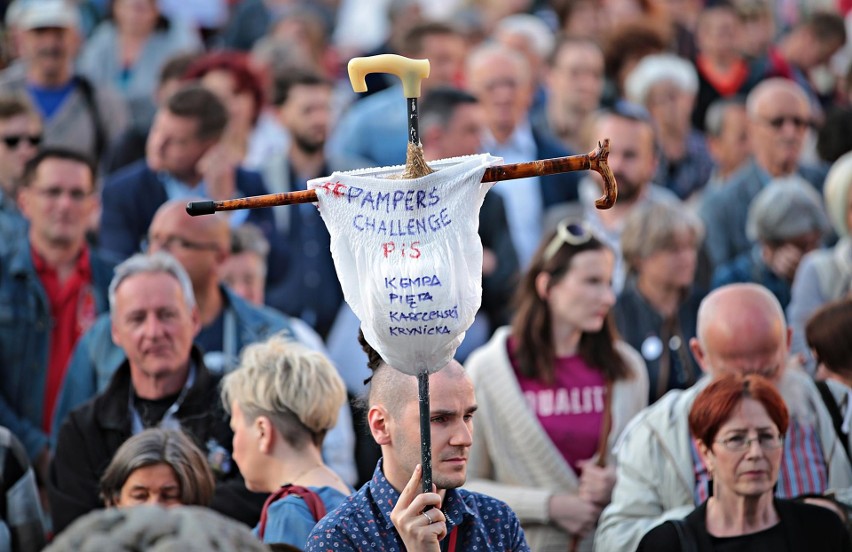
[98,160,276,264]
[53,285,295,435]
[0,239,113,461]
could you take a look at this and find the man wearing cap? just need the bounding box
[0,0,128,163]
[711,176,828,309]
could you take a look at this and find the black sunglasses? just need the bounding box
[2,134,42,149]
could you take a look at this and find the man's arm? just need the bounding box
[0,394,48,465]
[47,414,103,535]
[99,176,144,264]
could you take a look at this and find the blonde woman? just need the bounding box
[221,337,350,548]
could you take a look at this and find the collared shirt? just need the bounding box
[32,245,96,434]
[306,458,529,551]
[160,171,249,227]
[481,119,542,269]
[691,418,828,504]
[653,129,714,201]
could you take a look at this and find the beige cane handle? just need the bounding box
[348,54,431,98]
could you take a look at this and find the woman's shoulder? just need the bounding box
[464,327,510,376]
[777,498,848,530]
[636,519,690,552]
[775,499,852,550]
[613,340,647,378]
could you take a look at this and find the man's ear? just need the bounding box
[186,306,201,339]
[367,405,392,446]
[690,337,707,374]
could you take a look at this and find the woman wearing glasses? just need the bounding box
[464,220,648,551]
[637,374,851,551]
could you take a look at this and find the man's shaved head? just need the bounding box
[692,283,789,381]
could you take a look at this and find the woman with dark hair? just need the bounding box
[183,51,277,169]
[808,297,852,388]
[464,219,648,550]
[638,374,851,551]
[78,0,201,129]
[99,428,215,508]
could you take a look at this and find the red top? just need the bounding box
[509,338,607,473]
[695,54,751,97]
[32,245,97,433]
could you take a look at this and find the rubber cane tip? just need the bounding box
[186,200,216,216]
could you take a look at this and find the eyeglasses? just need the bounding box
[542,219,594,261]
[146,234,221,252]
[31,186,92,202]
[2,134,42,149]
[760,116,811,131]
[715,433,784,452]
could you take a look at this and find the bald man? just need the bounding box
[594,283,852,552]
[699,78,826,268]
[307,334,530,551]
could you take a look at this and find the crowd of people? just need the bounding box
[2,0,852,550]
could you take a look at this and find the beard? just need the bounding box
[613,173,644,203]
[292,131,325,155]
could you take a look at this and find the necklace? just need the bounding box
[287,464,323,485]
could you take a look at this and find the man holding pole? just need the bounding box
[306,336,529,551]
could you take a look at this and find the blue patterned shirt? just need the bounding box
[306,459,530,551]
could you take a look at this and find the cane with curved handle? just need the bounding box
[349,54,431,148]
[185,140,618,216]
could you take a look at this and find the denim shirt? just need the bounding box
[52,284,296,436]
[306,458,530,552]
[0,238,112,460]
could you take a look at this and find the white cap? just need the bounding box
[15,0,80,31]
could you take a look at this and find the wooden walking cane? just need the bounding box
[571,379,614,552]
[185,141,618,216]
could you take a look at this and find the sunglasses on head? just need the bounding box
[2,134,42,149]
[542,219,594,261]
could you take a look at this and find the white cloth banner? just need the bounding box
[308,154,502,375]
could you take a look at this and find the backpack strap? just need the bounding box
[257,484,328,540]
[669,518,699,552]
[815,380,851,462]
[74,75,107,162]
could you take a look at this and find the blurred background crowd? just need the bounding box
[2,0,852,550]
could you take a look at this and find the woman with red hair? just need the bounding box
[637,374,851,550]
[184,51,281,169]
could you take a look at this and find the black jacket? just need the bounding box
[47,347,265,534]
[637,498,852,551]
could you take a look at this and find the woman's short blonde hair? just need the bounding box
[621,198,705,273]
[221,336,346,449]
[823,151,852,237]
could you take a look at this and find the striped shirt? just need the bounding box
[691,418,827,504]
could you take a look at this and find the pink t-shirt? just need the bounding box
[510,339,607,473]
